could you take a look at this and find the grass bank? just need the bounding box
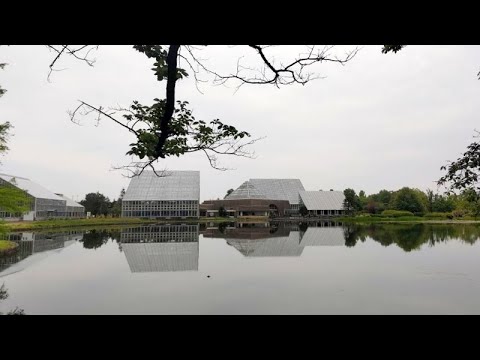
[0,240,18,253]
[1,216,239,232]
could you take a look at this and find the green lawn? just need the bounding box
[2,216,236,232]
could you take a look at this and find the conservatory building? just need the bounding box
[299,190,346,216]
[0,173,85,221]
[121,170,200,218]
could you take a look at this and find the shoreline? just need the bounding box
[1,217,235,232]
[2,216,480,232]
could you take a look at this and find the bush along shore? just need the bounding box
[337,210,480,223]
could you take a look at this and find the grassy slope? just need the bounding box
[0,240,18,251]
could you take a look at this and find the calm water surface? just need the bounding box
[1,222,480,314]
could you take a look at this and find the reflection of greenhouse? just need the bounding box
[227,231,304,257]
[120,225,199,273]
[0,231,83,276]
[299,227,345,246]
[202,221,345,258]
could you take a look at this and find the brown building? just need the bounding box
[199,181,290,218]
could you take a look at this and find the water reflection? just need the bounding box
[1,222,480,278]
[120,225,199,272]
[343,223,480,251]
[202,221,344,257]
[0,283,24,315]
[80,229,119,249]
[0,231,83,277]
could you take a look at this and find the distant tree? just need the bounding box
[391,187,426,214]
[109,188,125,217]
[433,195,455,213]
[299,205,308,217]
[218,206,228,217]
[224,189,234,199]
[358,190,368,210]
[365,200,384,214]
[367,190,392,212]
[80,192,110,216]
[377,190,392,205]
[426,189,434,212]
[343,188,361,214]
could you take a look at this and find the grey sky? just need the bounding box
[0,45,479,202]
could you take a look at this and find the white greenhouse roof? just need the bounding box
[122,242,199,272]
[225,181,266,200]
[299,191,345,211]
[248,179,305,205]
[300,227,345,246]
[56,194,84,208]
[0,173,64,201]
[123,170,200,201]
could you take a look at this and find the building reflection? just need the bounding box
[201,221,345,257]
[120,224,199,273]
[0,231,83,276]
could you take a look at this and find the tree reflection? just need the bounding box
[80,229,120,249]
[0,283,24,315]
[342,223,480,252]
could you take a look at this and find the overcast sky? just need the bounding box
[0,45,479,202]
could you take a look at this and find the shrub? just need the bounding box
[380,210,414,218]
[452,209,466,218]
[424,212,450,219]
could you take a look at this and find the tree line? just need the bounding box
[343,187,480,218]
[79,189,125,217]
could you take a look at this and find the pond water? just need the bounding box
[1,221,480,314]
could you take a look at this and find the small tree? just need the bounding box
[218,206,228,217]
[390,187,426,214]
[224,189,234,199]
[80,192,110,216]
[343,188,361,215]
[299,205,308,217]
[109,188,125,217]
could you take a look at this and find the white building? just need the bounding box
[122,171,200,218]
[299,190,346,216]
[0,173,84,221]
